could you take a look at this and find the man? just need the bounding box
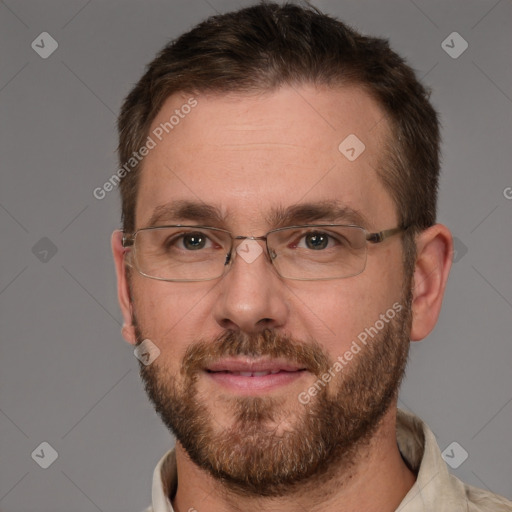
[111,3,512,511]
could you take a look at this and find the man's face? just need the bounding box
[127,85,412,495]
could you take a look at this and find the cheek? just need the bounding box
[293,275,402,360]
[131,280,208,362]
[285,282,365,355]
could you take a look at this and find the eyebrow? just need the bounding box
[144,199,371,231]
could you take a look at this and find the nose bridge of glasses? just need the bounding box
[232,235,267,241]
[230,234,269,250]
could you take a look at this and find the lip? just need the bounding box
[207,357,305,373]
[205,357,308,394]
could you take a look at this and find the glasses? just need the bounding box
[121,224,408,282]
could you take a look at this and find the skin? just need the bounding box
[112,84,453,512]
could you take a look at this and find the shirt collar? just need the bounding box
[395,409,467,511]
[150,445,176,512]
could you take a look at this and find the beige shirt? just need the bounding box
[144,409,512,511]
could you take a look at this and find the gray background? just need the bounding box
[1,0,511,510]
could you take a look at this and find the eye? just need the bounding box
[164,231,217,251]
[295,231,339,251]
[180,232,210,250]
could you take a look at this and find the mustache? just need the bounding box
[181,328,332,378]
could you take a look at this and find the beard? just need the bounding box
[135,288,412,497]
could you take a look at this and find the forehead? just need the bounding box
[135,84,396,232]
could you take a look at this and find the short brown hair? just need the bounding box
[117,1,441,278]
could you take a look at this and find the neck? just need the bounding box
[171,405,416,512]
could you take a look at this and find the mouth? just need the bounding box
[204,358,308,393]
[209,369,285,377]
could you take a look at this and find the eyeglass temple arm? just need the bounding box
[366,226,408,244]
[121,235,134,248]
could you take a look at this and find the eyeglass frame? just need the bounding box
[121,223,410,282]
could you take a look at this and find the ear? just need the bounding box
[111,230,137,346]
[410,224,453,341]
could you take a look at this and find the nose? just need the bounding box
[212,238,289,333]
